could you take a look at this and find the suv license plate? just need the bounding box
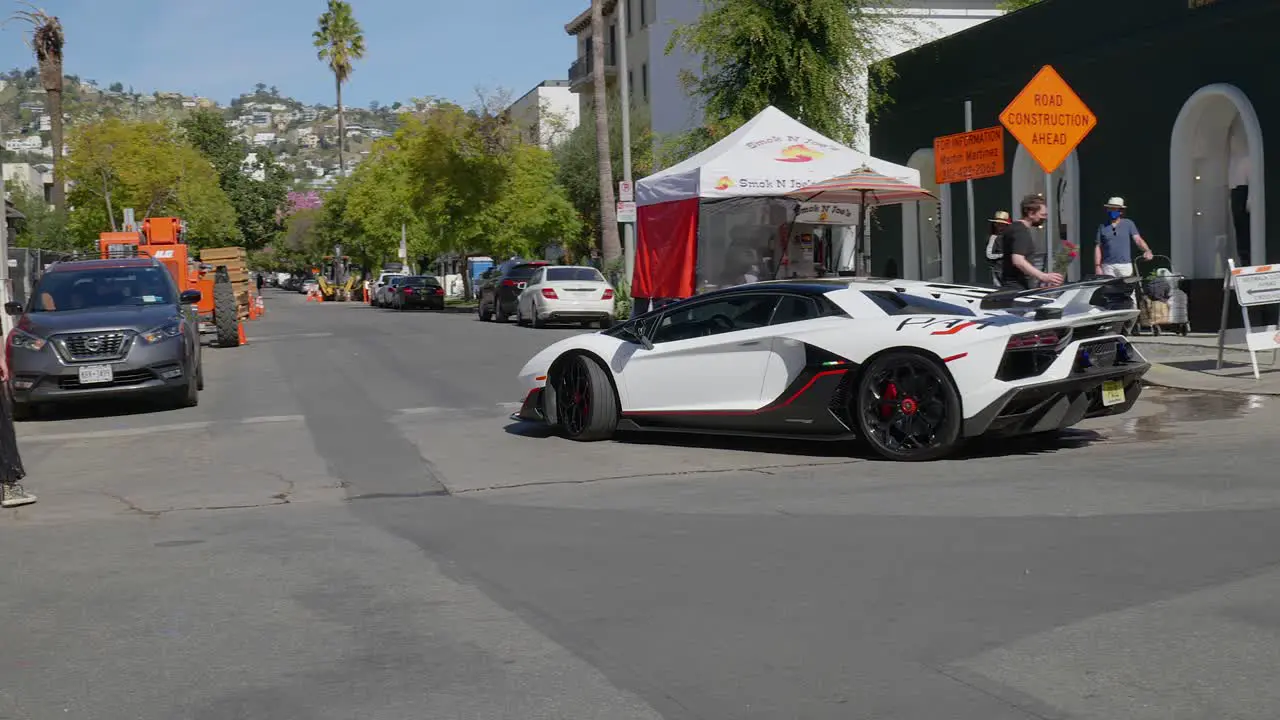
[1101,379,1125,406]
[79,365,113,384]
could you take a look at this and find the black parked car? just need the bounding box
[392,275,445,311]
[477,259,549,322]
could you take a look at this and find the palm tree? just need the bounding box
[7,3,65,212]
[313,0,365,178]
[590,0,620,265]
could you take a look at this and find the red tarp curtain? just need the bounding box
[634,198,699,299]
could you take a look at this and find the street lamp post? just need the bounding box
[616,0,635,293]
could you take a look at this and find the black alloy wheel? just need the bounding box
[554,354,618,441]
[854,351,961,461]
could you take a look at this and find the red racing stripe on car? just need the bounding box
[931,321,977,335]
[943,353,968,362]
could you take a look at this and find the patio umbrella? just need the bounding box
[785,166,936,276]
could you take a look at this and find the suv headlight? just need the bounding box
[141,320,183,344]
[8,328,47,352]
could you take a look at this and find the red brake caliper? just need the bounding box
[879,382,898,419]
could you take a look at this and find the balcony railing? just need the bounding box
[568,44,618,85]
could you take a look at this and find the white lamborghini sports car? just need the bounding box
[511,276,1150,461]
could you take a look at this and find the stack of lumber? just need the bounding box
[200,246,252,320]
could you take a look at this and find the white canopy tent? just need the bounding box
[632,106,918,304]
[636,106,919,206]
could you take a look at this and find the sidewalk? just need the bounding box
[1130,332,1280,395]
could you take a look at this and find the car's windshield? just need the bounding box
[507,264,546,280]
[402,276,439,287]
[387,276,408,287]
[31,266,175,312]
[546,267,604,282]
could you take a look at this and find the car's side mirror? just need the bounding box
[179,290,202,305]
[620,323,654,350]
[4,301,22,316]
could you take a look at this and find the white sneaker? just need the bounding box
[1,483,36,508]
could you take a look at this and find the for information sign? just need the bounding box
[933,126,1005,185]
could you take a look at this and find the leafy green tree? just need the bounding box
[341,139,432,266]
[997,0,1041,9]
[667,0,896,147]
[313,0,365,177]
[61,117,240,248]
[552,96,653,258]
[180,108,291,248]
[5,179,69,250]
[400,103,509,255]
[478,143,581,260]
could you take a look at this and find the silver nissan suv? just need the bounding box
[4,257,204,419]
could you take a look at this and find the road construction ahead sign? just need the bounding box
[1000,65,1096,174]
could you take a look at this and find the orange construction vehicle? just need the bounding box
[98,216,243,347]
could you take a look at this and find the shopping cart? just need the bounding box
[1134,255,1190,336]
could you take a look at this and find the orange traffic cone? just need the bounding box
[237,322,247,346]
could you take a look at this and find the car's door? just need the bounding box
[520,268,545,315]
[617,292,784,412]
[758,293,829,402]
[478,269,496,307]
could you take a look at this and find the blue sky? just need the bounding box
[0,0,587,107]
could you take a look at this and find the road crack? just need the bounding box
[100,473,300,517]
[101,492,163,519]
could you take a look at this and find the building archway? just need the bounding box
[901,148,949,280]
[1010,146,1081,281]
[1169,83,1265,278]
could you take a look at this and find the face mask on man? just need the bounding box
[1107,209,1122,221]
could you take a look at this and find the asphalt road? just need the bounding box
[3,288,1280,719]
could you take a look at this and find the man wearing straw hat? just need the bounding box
[1094,196,1153,280]
[983,210,1012,286]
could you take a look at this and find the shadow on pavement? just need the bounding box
[18,395,191,423]
[503,420,1104,462]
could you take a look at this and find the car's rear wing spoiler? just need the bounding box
[979,276,1139,316]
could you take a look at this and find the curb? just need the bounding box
[1142,363,1280,396]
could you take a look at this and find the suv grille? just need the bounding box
[54,331,132,362]
[57,368,154,390]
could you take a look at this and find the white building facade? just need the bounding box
[565,0,1003,156]
[507,81,580,149]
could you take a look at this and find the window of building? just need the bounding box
[627,0,634,35]
[628,70,634,100]
[640,0,647,27]
[642,63,648,100]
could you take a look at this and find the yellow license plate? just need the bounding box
[1101,380,1125,407]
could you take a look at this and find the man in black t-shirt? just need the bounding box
[999,194,1064,290]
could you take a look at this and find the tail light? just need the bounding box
[602,289,614,300]
[541,288,558,299]
[433,287,444,295]
[1007,328,1066,350]
[501,279,516,287]
[403,287,414,294]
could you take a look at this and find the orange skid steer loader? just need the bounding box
[98,217,246,347]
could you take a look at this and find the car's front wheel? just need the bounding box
[553,354,618,441]
[854,351,961,462]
